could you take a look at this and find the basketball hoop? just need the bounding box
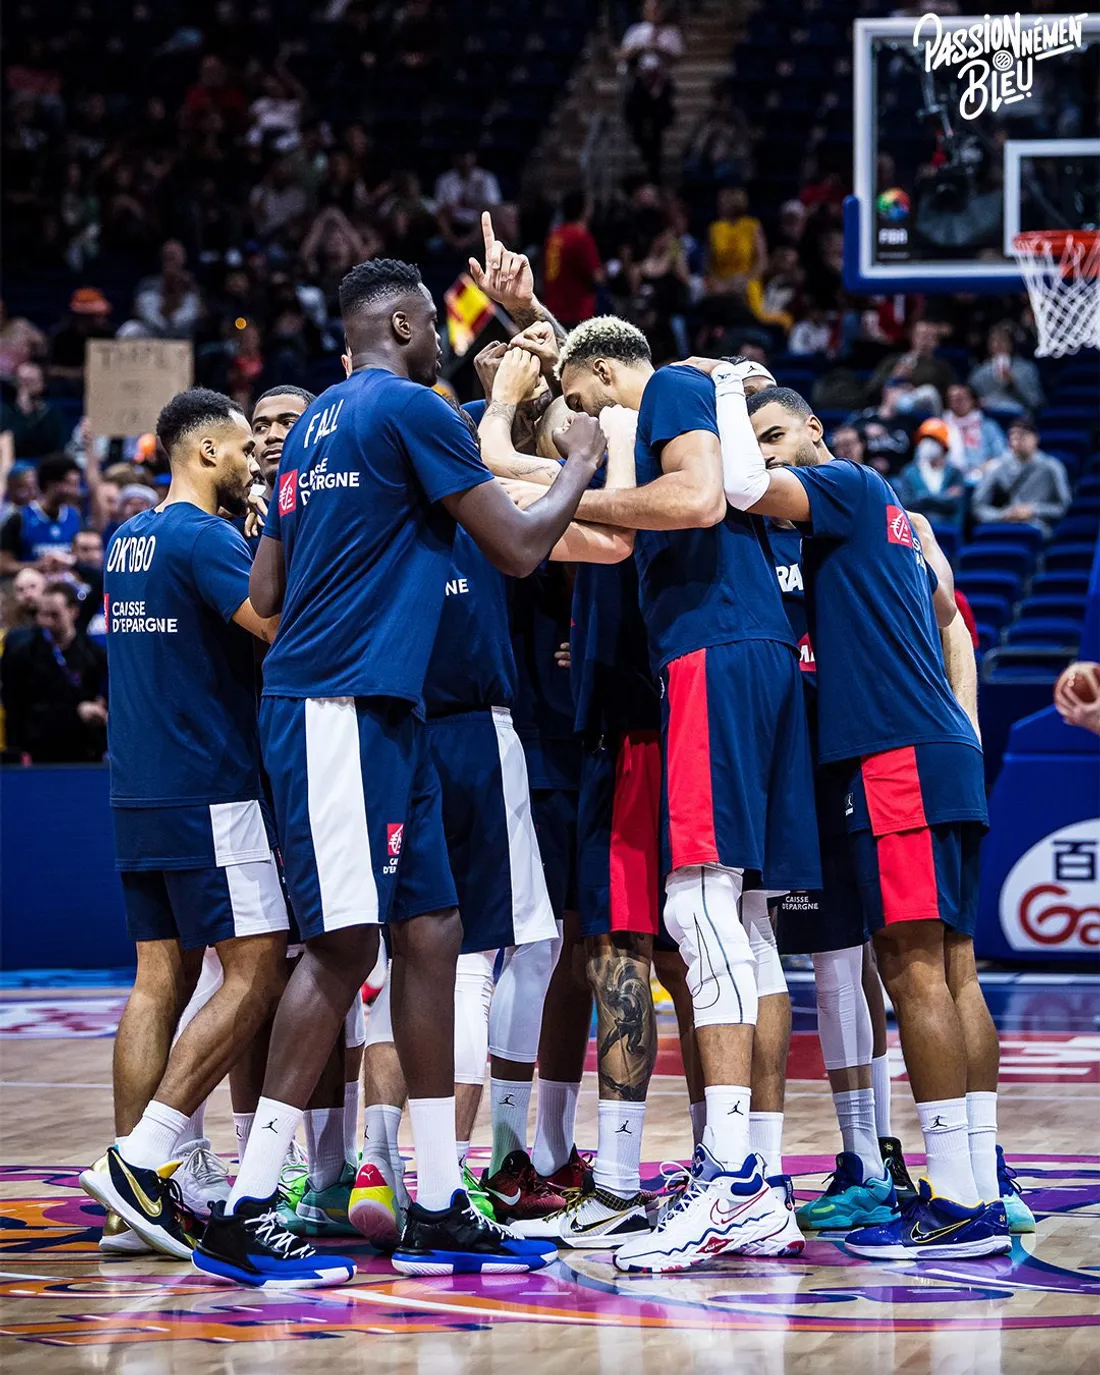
[1011,230,1100,358]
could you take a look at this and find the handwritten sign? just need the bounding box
[85,340,194,437]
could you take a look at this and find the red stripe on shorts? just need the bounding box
[860,745,928,835]
[609,730,662,935]
[876,828,941,924]
[665,648,719,869]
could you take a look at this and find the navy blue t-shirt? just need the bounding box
[791,460,979,764]
[766,521,816,681]
[571,558,660,737]
[633,367,795,672]
[423,528,517,715]
[262,369,493,702]
[511,563,580,789]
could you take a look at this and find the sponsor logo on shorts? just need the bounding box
[278,470,298,515]
[383,823,404,876]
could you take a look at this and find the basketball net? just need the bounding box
[1012,230,1100,359]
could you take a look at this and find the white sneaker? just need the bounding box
[761,1173,807,1255]
[173,1140,232,1219]
[509,1186,650,1249]
[613,1148,804,1273]
[99,1208,156,1256]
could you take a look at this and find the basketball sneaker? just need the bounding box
[482,1150,569,1222]
[193,1196,356,1289]
[99,1209,156,1256]
[509,1184,650,1248]
[173,1140,232,1219]
[349,1162,401,1249]
[294,1162,359,1237]
[879,1136,918,1202]
[80,1148,201,1260]
[544,1146,594,1196]
[796,1153,899,1231]
[392,1190,558,1275]
[613,1147,804,1274]
[996,1146,1036,1233]
[462,1164,497,1219]
[845,1180,1012,1260]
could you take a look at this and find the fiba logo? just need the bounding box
[914,12,1087,121]
[1000,820,1100,952]
[876,189,909,223]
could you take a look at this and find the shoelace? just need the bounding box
[246,1207,315,1260]
[1000,1159,1023,1196]
[162,1175,199,1235]
[183,1145,230,1190]
[654,1172,708,1228]
[459,1198,516,1242]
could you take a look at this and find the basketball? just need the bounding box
[1057,661,1100,705]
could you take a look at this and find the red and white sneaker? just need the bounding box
[544,1146,594,1196]
[483,1151,569,1222]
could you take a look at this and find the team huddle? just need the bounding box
[80,215,1032,1289]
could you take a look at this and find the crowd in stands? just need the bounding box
[1,0,1096,763]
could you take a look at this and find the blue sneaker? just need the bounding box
[997,1147,1036,1233]
[845,1179,1011,1260]
[193,1196,356,1289]
[796,1153,899,1231]
[294,1163,359,1237]
[392,1189,559,1275]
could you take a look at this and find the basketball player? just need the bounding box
[79,388,291,1260]
[552,320,819,1273]
[715,377,1010,1259]
[193,259,606,1287]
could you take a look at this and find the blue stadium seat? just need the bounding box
[955,569,1023,603]
[1041,430,1092,458]
[964,593,1013,629]
[957,544,1035,579]
[929,523,959,563]
[1075,474,1100,500]
[1030,570,1090,598]
[1015,595,1087,624]
[1043,542,1098,572]
[983,646,1074,682]
[1052,513,1100,543]
[967,522,1046,554]
[1005,619,1082,648]
[975,623,1000,653]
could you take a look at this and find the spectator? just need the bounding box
[1,566,46,638]
[1,458,38,523]
[103,483,158,543]
[619,0,684,71]
[48,288,114,383]
[623,53,676,183]
[749,246,806,335]
[1,580,107,763]
[892,419,968,525]
[830,425,866,465]
[434,149,501,250]
[943,382,1006,478]
[542,190,604,329]
[249,158,310,241]
[70,527,105,636]
[972,416,1071,536]
[788,303,833,357]
[0,453,82,575]
[122,240,203,341]
[0,362,68,459]
[247,66,307,150]
[682,88,751,191]
[0,300,48,381]
[968,320,1046,418]
[706,187,766,299]
[182,55,247,134]
[866,319,957,405]
[849,381,921,476]
[774,198,808,252]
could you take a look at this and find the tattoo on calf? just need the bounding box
[592,950,656,1102]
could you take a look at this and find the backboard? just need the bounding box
[845,13,1100,294]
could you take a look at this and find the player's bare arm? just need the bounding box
[478,347,562,484]
[940,610,980,739]
[575,429,726,531]
[231,597,280,645]
[249,533,285,618]
[907,510,957,629]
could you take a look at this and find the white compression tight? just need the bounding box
[812,945,874,1071]
[489,929,560,1063]
[663,866,757,1030]
[740,891,787,999]
[454,951,495,1084]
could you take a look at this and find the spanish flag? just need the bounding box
[445,272,496,356]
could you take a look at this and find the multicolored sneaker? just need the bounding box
[462,1164,497,1219]
[193,1196,356,1289]
[392,1189,558,1276]
[80,1148,201,1260]
[879,1137,918,1203]
[349,1162,401,1249]
[173,1140,232,1220]
[613,1148,803,1274]
[544,1146,594,1196]
[482,1151,569,1222]
[294,1163,359,1237]
[796,1152,899,1231]
[509,1184,650,1249]
[845,1179,1012,1260]
[99,1209,156,1256]
[997,1146,1036,1233]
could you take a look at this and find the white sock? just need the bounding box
[749,1111,784,1179]
[228,1097,303,1211]
[177,1100,206,1149]
[689,1100,706,1149]
[363,1103,403,1182]
[408,1096,462,1212]
[531,1078,580,1177]
[917,1098,979,1206]
[966,1091,999,1203]
[233,1113,255,1158]
[872,1053,892,1138]
[592,1100,645,1198]
[702,1086,752,1171]
[457,1139,469,1168]
[117,1101,191,1169]
[343,1080,360,1167]
[833,1088,883,1180]
[304,1107,346,1192]
[489,1077,532,1174]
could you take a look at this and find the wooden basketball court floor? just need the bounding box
[1,972,1097,1374]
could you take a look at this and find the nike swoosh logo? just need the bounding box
[571,1211,637,1235]
[488,1188,521,1207]
[114,1155,162,1218]
[911,1217,972,1244]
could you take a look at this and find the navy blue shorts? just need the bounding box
[577,729,664,941]
[660,639,821,889]
[121,855,289,952]
[259,695,456,941]
[531,787,578,922]
[776,765,867,956]
[425,708,555,954]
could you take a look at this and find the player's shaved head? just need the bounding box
[747,387,825,470]
[557,316,653,416]
[535,396,571,459]
[338,258,442,386]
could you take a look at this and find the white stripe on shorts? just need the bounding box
[305,697,379,930]
[209,799,270,867]
[223,853,291,939]
[491,706,557,946]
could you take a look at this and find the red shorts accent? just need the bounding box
[664,648,718,869]
[861,746,939,923]
[609,731,662,935]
